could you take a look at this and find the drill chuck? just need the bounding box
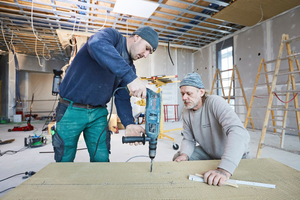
[148,139,157,159]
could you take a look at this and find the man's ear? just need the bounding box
[200,89,206,97]
[133,34,140,42]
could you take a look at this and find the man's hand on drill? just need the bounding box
[127,78,147,99]
[125,124,145,146]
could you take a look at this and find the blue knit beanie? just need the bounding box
[133,26,159,52]
[180,73,205,89]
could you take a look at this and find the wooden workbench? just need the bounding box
[2,158,300,199]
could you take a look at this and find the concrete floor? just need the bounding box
[0,120,299,198]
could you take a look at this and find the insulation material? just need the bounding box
[2,158,300,199]
[212,0,300,26]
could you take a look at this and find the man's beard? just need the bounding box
[184,100,199,109]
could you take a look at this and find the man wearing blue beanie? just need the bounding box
[53,26,159,163]
[173,72,251,187]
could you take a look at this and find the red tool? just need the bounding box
[8,94,34,132]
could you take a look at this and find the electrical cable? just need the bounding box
[1,21,15,63]
[39,147,87,154]
[64,15,77,41]
[168,41,174,66]
[257,5,264,24]
[8,30,16,63]
[42,43,51,61]
[35,38,43,67]
[0,171,36,194]
[97,9,108,31]
[40,96,58,135]
[0,173,25,182]
[0,147,28,157]
[125,155,149,162]
[1,21,11,54]
[31,0,42,41]
[12,51,22,109]
[91,86,127,161]
[0,187,15,194]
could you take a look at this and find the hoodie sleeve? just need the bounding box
[211,96,250,175]
[87,28,137,84]
[180,109,196,158]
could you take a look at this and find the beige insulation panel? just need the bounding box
[212,0,300,26]
[2,158,300,199]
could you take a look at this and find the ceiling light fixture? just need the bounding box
[113,0,159,19]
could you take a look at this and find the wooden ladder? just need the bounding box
[247,34,300,158]
[210,65,255,129]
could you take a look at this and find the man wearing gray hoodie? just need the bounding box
[173,72,251,186]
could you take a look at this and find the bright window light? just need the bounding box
[113,0,159,18]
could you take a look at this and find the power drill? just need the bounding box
[122,88,161,172]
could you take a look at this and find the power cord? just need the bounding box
[91,86,127,161]
[0,171,36,194]
[0,147,28,157]
[0,187,15,194]
[41,96,58,134]
[125,155,149,162]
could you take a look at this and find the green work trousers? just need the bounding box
[53,101,110,162]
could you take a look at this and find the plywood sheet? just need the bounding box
[212,0,300,26]
[2,158,300,199]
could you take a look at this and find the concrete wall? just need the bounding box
[2,53,67,120]
[193,6,300,135]
[134,45,194,121]
[0,54,9,118]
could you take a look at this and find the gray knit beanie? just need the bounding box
[133,26,159,52]
[180,73,205,89]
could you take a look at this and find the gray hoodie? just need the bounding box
[181,95,251,175]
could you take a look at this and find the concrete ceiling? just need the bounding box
[0,0,298,61]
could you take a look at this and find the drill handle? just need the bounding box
[122,133,150,145]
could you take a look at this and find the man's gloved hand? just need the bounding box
[174,153,189,162]
[125,124,145,146]
[127,78,147,99]
[203,168,231,186]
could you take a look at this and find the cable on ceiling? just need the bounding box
[35,38,43,67]
[1,21,15,63]
[168,41,174,66]
[31,0,42,41]
[43,43,51,61]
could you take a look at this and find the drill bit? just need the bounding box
[150,159,153,172]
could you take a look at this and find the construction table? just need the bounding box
[2,158,300,199]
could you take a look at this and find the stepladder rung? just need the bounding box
[273,90,300,93]
[253,94,286,97]
[271,105,298,108]
[215,77,239,81]
[270,116,298,119]
[250,105,268,108]
[219,69,233,73]
[223,95,244,98]
[267,126,300,132]
[259,69,291,75]
[214,86,242,89]
[263,52,300,64]
[283,35,300,43]
[256,80,300,86]
[247,117,285,121]
[269,107,300,111]
[277,70,300,76]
